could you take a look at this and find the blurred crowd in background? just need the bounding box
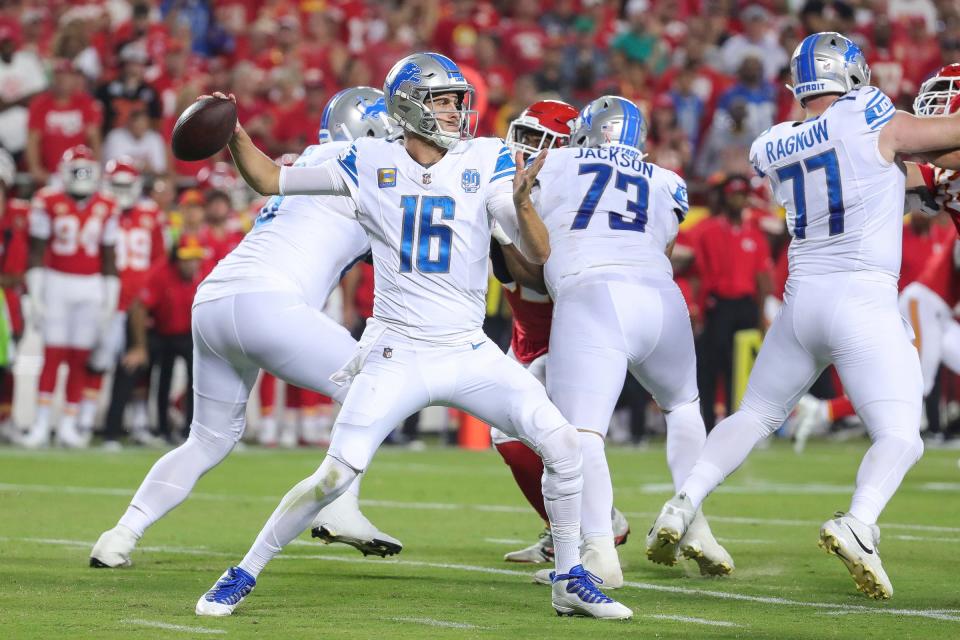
[1,0,959,450]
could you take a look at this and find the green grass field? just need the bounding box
[1,440,958,639]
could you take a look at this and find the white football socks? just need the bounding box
[239,455,357,578]
[849,433,923,525]
[577,430,613,540]
[664,400,707,491]
[680,410,769,508]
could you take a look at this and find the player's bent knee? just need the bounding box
[736,395,788,438]
[326,423,380,472]
[536,424,583,501]
[307,456,359,501]
[188,421,243,460]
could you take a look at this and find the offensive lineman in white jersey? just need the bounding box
[519,96,733,589]
[648,32,960,599]
[195,52,631,620]
[89,87,402,568]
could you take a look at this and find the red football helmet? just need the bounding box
[196,161,238,193]
[506,100,579,158]
[914,63,960,117]
[59,145,100,198]
[104,157,143,209]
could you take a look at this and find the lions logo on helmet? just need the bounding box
[569,96,647,152]
[319,87,399,143]
[383,52,477,150]
[789,32,870,106]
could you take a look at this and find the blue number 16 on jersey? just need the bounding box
[399,195,456,273]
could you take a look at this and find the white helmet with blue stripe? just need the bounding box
[383,52,477,150]
[789,32,870,106]
[569,95,647,151]
[318,86,399,144]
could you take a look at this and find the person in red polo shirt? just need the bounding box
[692,174,773,429]
[0,150,28,442]
[122,234,205,442]
[25,59,102,187]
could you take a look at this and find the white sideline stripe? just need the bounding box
[13,537,957,623]
[639,482,853,495]
[393,617,482,629]
[644,614,742,628]
[484,538,527,545]
[2,482,959,534]
[120,618,226,635]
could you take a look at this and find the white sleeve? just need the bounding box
[279,163,353,197]
[486,181,520,244]
[28,202,50,240]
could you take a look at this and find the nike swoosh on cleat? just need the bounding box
[846,525,874,555]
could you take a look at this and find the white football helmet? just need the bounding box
[59,145,100,198]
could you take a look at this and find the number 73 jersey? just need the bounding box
[331,136,516,343]
[749,86,904,280]
[533,143,689,294]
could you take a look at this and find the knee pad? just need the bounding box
[192,395,247,444]
[536,424,583,502]
[663,398,705,425]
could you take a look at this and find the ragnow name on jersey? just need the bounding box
[750,86,903,280]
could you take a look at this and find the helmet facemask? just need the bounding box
[396,85,478,149]
[914,76,960,117]
[62,160,100,199]
[506,119,569,160]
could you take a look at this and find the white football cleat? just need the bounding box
[581,535,623,588]
[17,422,50,449]
[793,394,829,454]
[310,491,402,557]
[819,512,893,599]
[504,527,553,563]
[55,418,88,449]
[612,508,630,547]
[196,566,256,616]
[551,564,632,619]
[277,418,298,449]
[89,524,139,568]
[679,508,734,576]
[646,492,696,566]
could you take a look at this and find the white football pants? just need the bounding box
[547,272,706,539]
[899,282,960,395]
[682,272,923,525]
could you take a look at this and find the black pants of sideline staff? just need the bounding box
[696,296,759,431]
[104,332,193,442]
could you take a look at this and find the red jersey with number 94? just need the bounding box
[29,187,120,275]
[116,200,167,310]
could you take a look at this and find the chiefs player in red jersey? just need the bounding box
[490,100,629,564]
[91,159,167,447]
[0,150,30,442]
[19,146,120,448]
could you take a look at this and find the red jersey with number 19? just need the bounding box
[116,200,167,310]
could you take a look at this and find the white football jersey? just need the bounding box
[195,141,371,309]
[750,86,904,280]
[329,136,516,343]
[534,143,688,294]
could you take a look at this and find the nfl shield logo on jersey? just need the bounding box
[461,169,480,193]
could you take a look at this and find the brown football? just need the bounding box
[171,96,238,162]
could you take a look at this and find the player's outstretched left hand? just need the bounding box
[513,150,547,205]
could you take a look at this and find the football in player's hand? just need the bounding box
[171,96,237,161]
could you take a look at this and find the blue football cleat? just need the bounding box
[551,564,632,619]
[196,566,256,616]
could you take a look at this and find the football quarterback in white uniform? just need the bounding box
[518,96,731,587]
[648,32,960,599]
[90,87,402,568]
[195,52,631,620]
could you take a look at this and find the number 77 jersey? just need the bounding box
[533,143,689,294]
[749,86,904,280]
